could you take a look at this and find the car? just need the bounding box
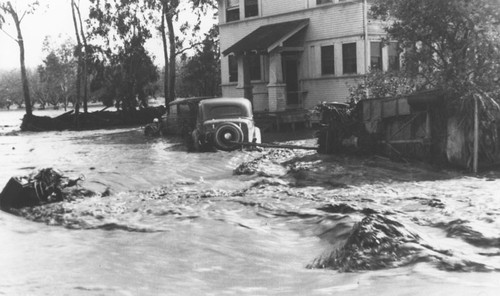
[144,97,208,137]
[191,97,261,151]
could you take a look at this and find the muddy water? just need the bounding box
[1,110,500,295]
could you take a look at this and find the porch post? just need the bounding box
[237,54,253,105]
[267,51,286,112]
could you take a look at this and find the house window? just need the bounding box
[370,42,382,71]
[245,0,258,18]
[321,45,335,75]
[342,43,357,74]
[249,53,261,80]
[228,55,238,82]
[388,43,400,71]
[226,0,240,22]
[317,0,333,5]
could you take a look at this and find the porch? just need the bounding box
[222,19,310,124]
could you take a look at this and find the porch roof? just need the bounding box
[222,19,309,56]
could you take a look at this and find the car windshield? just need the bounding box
[206,106,250,120]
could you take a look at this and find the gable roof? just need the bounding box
[222,19,309,56]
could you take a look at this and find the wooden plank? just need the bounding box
[233,141,318,151]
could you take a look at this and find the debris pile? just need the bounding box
[0,168,85,211]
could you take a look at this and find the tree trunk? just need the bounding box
[8,5,32,116]
[71,0,82,125]
[166,13,176,103]
[75,3,89,113]
[161,7,169,106]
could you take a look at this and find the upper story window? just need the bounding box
[321,45,335,75]
[342,43,357,74]
[245,0,258,18]
[370,42,382,71]
[317,0,333,5]
[226,0,240,22]
[388,43,401,71]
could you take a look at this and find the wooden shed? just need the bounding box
[359,90,500,169]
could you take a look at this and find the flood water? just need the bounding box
[1,109,500,295]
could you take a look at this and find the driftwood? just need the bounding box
[20,106,166,132]
[235,141,318,151]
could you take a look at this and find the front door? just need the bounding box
[282,55,300,108]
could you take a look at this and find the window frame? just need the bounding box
[226,0,240,22]
[342,42,357,75]
[317,0,333,5]
[370,41,382,71]
[244,0,258,18]
[320,45,335,75]
[388,42,401,71]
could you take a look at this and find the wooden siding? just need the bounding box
[220,1,365,50]
[262,0,305,16]
[219,0,385,108]
[301,76,357,109]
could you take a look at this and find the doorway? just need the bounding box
[282,55,300,108]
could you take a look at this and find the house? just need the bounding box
[218,0,400,116]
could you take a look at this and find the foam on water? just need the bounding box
[1,110,500,295]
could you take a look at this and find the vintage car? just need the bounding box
[145,97,261,151]
[192,97,261,151]
[144,97,208,137]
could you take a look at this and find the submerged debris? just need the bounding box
[234,149,298,177]
[437,219,500,248]
[0,168,85,211]
[309,213,424,271]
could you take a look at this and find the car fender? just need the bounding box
[253,127,261,143]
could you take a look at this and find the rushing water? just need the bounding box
[1,109,500,295]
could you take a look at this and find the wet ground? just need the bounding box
[1,110,500,295]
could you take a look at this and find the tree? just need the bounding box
[146,0,217,104]
[177,24,221,97]
[71,0,91,115]
[0,0,39,116]
[370,0,500,102]
[36,37,77,110]
[87,0,159,111]
[0,69,24,109]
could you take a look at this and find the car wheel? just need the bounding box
[213,123,244,151]
[144,124,159,137]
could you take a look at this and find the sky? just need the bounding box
[0,0,217,71]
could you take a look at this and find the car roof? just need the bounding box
[198,97,251,108]
[168,96,213,106]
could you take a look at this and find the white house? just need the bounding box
[218,0,399,113]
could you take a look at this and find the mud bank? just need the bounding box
[10,141,500,275]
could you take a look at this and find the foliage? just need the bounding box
[176,25,221,98]
[145,0,217,103]
[0,69,23,109]
[90,36,158,111]
[369,0,500,166]
[88,0,153,52]
[87,0,158,111]
[346,70,419,104]
[35,37,77,109]
[0,0,40,116]
[370,0,500,103]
